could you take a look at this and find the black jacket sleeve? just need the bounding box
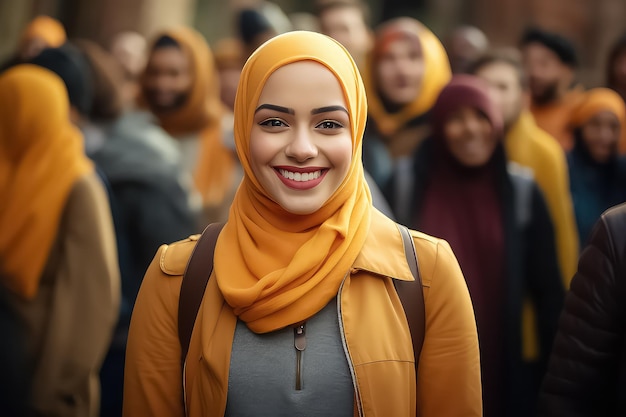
[538,204,626,416]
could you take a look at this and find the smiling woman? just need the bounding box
[250,61,353,214]
[123,31,481,417]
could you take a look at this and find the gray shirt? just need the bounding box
[225,299,354,417]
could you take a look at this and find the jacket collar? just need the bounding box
[352,209,415,282]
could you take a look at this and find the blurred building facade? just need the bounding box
[1,0,624,86]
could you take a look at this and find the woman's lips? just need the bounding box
[273,166,328,190]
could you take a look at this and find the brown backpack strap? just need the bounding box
[394,224,426,375]
[178,222,225,367]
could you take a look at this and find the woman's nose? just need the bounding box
[285,126,318,162]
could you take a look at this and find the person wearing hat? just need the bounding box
[520,27,585,151]
[407,75,564,417]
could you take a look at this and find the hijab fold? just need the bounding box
[214,31,372,333]
[0,65,93,300]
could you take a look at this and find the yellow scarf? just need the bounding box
[363,18,451,138]
[20,16,66,50]
[214,31,372,333]
[0,65,93,300]
[141,27,235,205]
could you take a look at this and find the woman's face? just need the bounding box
[443,106,497,167]
[581,110,621,163]
[375,37,424,107]
[249,61,353,215]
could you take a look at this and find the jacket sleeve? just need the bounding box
[30,174,121,417]
[539,141,579,286]
[525,185,565,367]
[416,239,482,417]
[123,246,185,417]
[538,207,626,416]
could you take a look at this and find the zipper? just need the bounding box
[294,323,306,390]
[337,272,363,417]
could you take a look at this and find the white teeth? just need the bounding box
[279,169,321,182]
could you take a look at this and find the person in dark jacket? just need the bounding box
[406,75,564,417]
[567,88,626,248]
[538,202,626,416]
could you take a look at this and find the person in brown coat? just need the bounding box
[0,64,120,417]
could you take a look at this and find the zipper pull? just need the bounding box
[294,323,306,390]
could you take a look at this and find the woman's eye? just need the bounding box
[260,119,287,127]
[317,120,343,129]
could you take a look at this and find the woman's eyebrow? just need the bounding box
[255,104,295,115]
[311,105,349,115]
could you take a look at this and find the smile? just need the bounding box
[273,166,328,190]
[278,169,322,182]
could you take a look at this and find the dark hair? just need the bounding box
[467,48,528,89]
[238,9,275,46]
[153,35,180,50]
[313,0,371,26]
[607,32,626,89]
[28,43,93,116]
[520,26,578,68]
[72,39,124,122]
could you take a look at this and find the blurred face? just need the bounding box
[376,37,424,107]
[580,110,621,163]
[143,46,192,113]
[475,61,524,129]
[250,61,353,215]
[522,42,573,104]
[319,6,372,63]
[444,106,497,167]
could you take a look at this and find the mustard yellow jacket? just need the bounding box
[123,210,481,416]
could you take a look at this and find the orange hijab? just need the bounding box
[19,15,66,49]
[363,17,451,138]
[214,31,372,333]
[142,27,234,205]
[570,88,626,152]
[0,65,93,300]
[571,88,626,126]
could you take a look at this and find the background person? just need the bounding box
[538,202,626,417]
[408,75,564,417]
[140,27,239,224]
[567,88,626,247]
[0,64,120,417]
[362,17,451,222]
[520,27,584,151]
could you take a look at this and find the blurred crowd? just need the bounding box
[2,0,626,416]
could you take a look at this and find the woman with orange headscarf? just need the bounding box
[140,27,239,224]
[123,31,481,417]
[567,88,626,247]
[0,65,120,417]
[361,17,452,223]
